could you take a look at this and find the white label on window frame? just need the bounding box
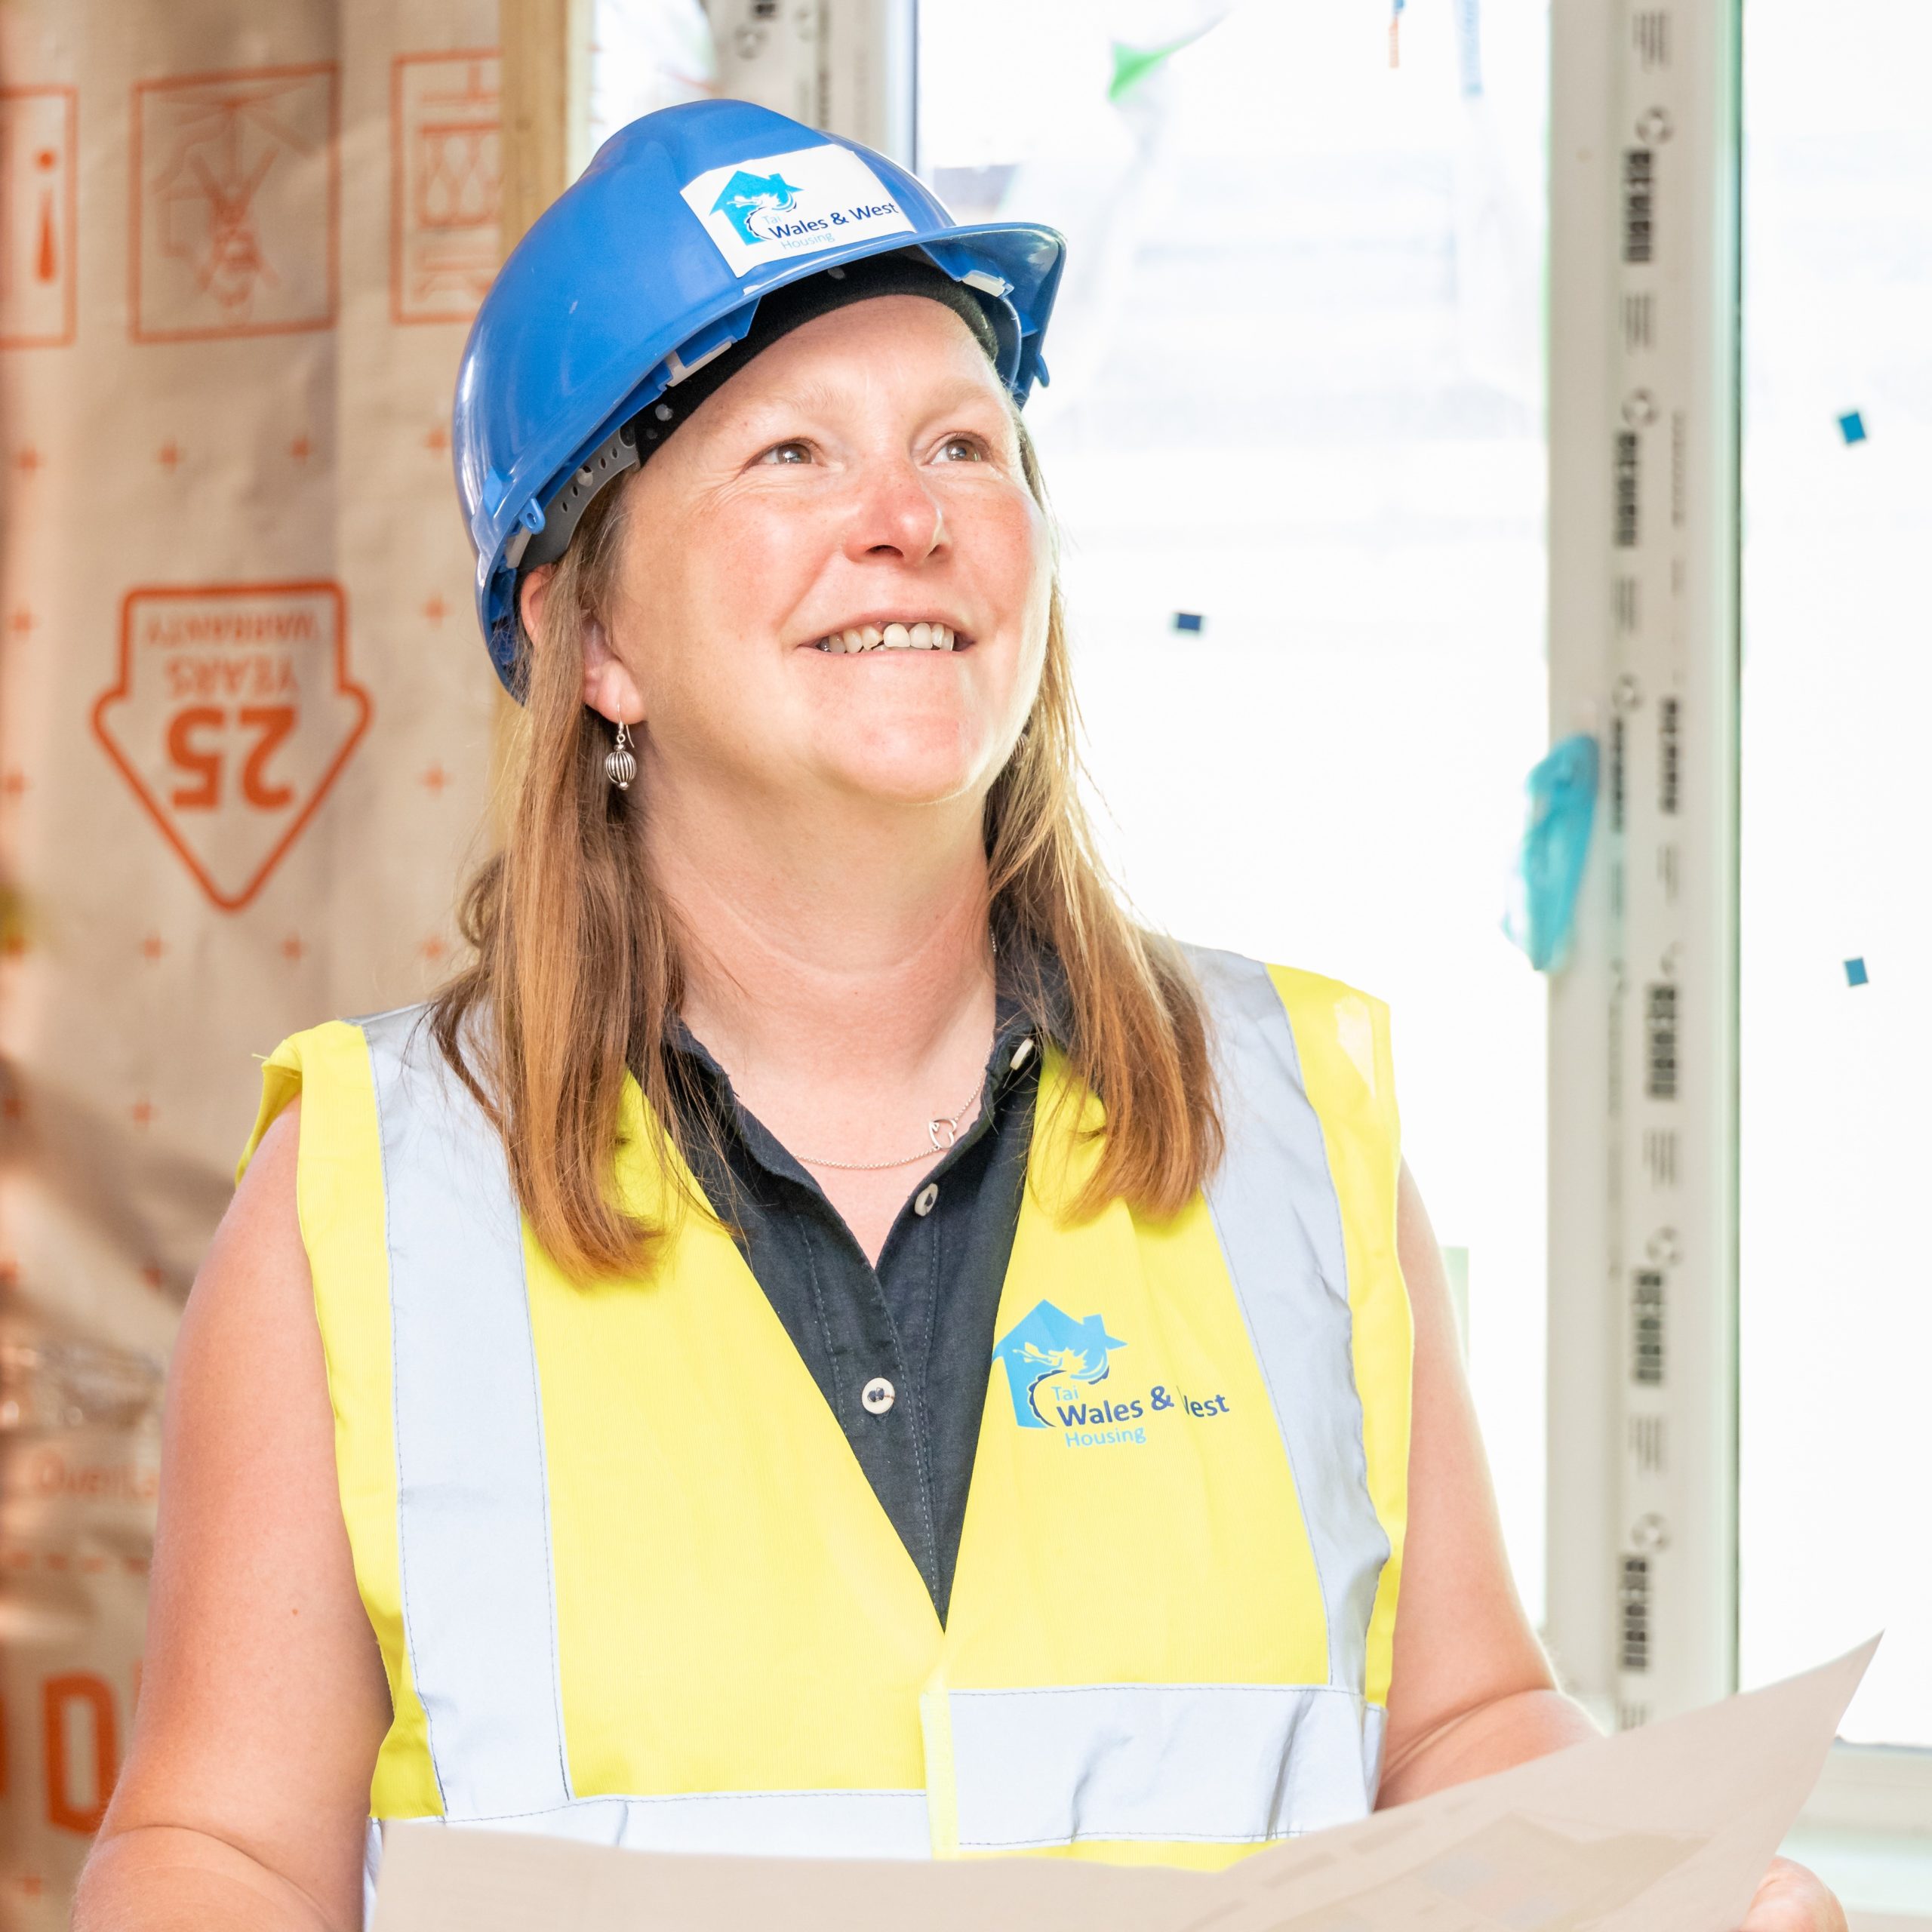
[680,144,915,278]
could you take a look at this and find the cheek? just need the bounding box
[620,502,813,708]
[720,475,840,569]
[684,497,834,651]
[953,497,1052,760]
[964,490,1054,644]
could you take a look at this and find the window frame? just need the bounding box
[1544,0,1740,1729]
[1542,0,1932,1887]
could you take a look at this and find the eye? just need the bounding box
[935,432,988,463]
[756,438,815,466]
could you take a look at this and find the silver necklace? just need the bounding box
[795,1066,987,1171]
[792,931,1000,1171]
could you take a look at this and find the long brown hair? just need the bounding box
[429,429,1222,1283]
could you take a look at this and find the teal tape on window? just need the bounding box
[1505,734,1598,973]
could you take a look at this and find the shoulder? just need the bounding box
[235,1003,438,1186]
[1177,940,1389,1041]
[1177,942,1398,1125]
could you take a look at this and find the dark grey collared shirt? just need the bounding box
[666,957,1062,1624]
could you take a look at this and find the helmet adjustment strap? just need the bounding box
[512,419,642,572]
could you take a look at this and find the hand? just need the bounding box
[1740,1856,1848,1932]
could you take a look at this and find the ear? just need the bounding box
[517,561,555,639]
[580,608,646,727]
[518,562,645,727]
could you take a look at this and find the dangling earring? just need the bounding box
[605,718,637,792]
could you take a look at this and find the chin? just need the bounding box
[826,760,983,808]
[818,731,993,808]
[798,691,1019,807]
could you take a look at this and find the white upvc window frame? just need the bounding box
[1544,0,1932,1901]
[707,0,918,165]
[1545,0,1740,1741]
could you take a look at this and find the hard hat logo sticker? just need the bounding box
[710,168,798,246]
[681,144,914,277]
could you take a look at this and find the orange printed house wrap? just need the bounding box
[0,1,504,1919]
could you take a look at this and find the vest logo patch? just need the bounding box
[992,1301,1124,1430]
[992,1300,1235,1449]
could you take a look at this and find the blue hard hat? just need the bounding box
[454,99,1067,695]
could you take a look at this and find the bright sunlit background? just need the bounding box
[1739,0,1932,1746]
[917,0,1553,1622]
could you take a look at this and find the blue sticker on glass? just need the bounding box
[1505,734,1599,974]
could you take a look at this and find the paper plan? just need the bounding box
[372,1638,1876,1932]
[1183,1635,1878,1932]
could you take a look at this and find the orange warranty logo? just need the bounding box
[94,582,372,912]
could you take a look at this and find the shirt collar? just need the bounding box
[663,939,1066,1199]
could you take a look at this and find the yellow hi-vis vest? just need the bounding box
[238,947,1411,1875]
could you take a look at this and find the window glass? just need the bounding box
[921,0,1553,1616]
[590,0,713,149]
[1740,0,1932,1745]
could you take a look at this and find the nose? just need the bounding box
[841,454,946,568]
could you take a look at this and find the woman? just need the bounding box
[76,101,1841,1932]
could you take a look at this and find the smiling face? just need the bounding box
[581,294,1054,818]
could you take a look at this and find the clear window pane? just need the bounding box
[1740,1,1932,1746]
[590,0,714,149]
[921,0,1552,1616]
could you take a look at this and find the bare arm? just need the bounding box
[73,1103,390,1931]
[1375,1161,1600,1802]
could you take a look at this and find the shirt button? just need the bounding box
[1010,1036,1036,1071]
[861,1377,897,1415]
[914,1182,940,1217]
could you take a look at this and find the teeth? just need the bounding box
[816,623,961,652]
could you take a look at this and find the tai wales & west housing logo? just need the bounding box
[709,168,798,245]
[990,1301,1232,1450]
[680,145,915,276]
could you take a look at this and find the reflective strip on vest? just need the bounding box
[363,1007,571,1821]
[360,951,1395,1844]
[1186,946,1392,1698]
[944,1682,1383,1851]
[376,1692,1387,1863]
